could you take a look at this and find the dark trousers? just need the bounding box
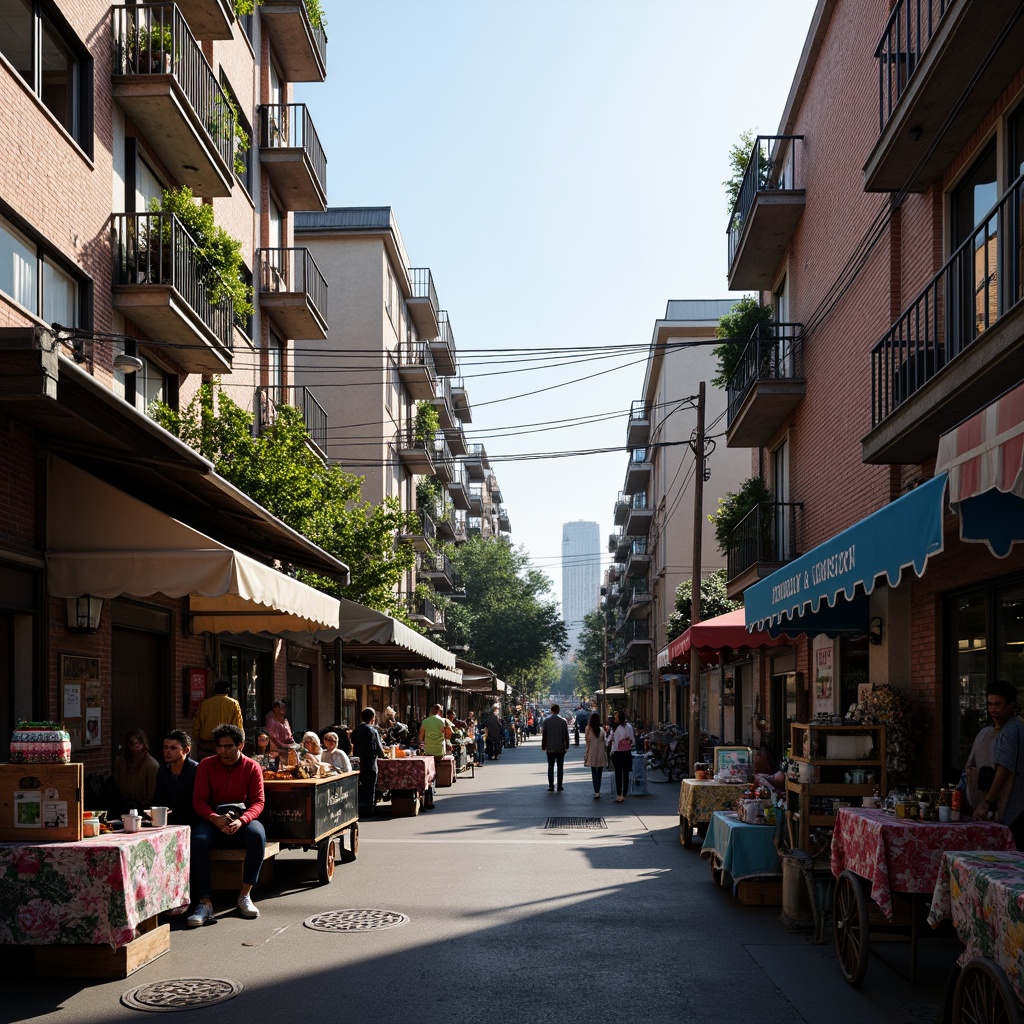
[612,750,632,796]
[191,818,266,899]
[359,766,378,815]
[546,751,566,787]
[590,767,605,793]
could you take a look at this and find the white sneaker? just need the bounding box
[593,793,601,799]
[237,893,259,919]
[186,903,213,928]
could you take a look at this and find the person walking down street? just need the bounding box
[541,703,570,792]
[610,711,636,803]
[583,713,609,799]
[482,704,504,762]
[192,680,243,756]
[573,720,580,747]
[352,707,386,817]
[419,704,453,809]
[188,724,266,926]
[972,680,1024,848]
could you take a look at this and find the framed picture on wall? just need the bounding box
[60,655,100,751]
[713,745,752,775]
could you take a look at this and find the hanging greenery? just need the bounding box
[414,401,440,444]
[709,476,773,556]
[712,296,774,389]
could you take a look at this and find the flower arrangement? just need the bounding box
[847,684,925,787]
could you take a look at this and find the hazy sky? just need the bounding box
[296,0,819,612]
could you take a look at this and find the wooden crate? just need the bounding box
[391,795,420,817]
[435,757,455,787]
[33,918,169,978]
[0,762,83,842]
[736,878,783,906]
[209,841,279,890]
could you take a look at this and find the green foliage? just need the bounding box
[153,384,416,616]
[416,476,444,517]
[711,296,773,389]
[234,0,262,13]
[574,609,606,697]
[305,0,327,30]
[709,476,773,557]
[414,401,439,444]
[724,128,758,214]
[152,187,253,319]
[666,569,739,642]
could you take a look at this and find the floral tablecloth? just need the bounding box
[0,825,190,948]
[700,810,782,882]
[678,779,746,824]
[830,807,1014,920]
[375,756,437,793]
[928,850,1024,1006]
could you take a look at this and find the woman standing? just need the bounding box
[583,713,609,799]
[609,711,635,803]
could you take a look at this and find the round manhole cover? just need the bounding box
[304,908,409,932]
[121,978,243,1012]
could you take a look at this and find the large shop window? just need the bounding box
[0,0,91,153]
[0,214,83,326]
[948,576,1024,777]
[219,644,272,740]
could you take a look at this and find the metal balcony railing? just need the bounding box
[258,103,326,186]
[111,212,233,350]
[402,341,437,376]
[632,492,649,510]
[398,426,432,453]
[111,4,233,169]
[258,247,327,314]
[630,447,648,464]
[727,502,803,581]
[726,322,804,425]
[629,399,649,421]
[871,169,1024,425]
[727,135,803,269]
[255,385,327,454]
[409,267,438,311]
[631,538,648,556]
[875,0,950,132]
[409,594,436,624]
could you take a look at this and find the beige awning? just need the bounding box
[46,458,339,634]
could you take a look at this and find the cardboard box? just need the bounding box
[391,795,420,817]
[435,757,455,787]
[736,878,783,906]
[0,762,84,842]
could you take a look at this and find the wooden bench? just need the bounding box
[209,841,280,891]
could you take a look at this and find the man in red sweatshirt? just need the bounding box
[188,723,266,926]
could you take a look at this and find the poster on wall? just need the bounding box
[85,707,102,747]
[812,635,834,715]
[60,655,100,751]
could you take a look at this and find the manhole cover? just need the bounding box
[900,1005,940,1023]
[121,978,243,1012]
[303,909,409,932]
[545,817,607,829]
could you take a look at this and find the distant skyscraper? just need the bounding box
[562,521,601,659]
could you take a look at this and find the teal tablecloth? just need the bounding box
[700,810,781,882]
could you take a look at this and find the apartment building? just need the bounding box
[720,0,1024,786]
[561,520,600,658]
[606,301,752,726]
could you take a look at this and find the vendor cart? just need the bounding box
[260,771,359,885]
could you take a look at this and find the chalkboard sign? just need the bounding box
[261,773,358,843]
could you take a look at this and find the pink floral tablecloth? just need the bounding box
[678,779,746,824]
[830,807,1014,920]
[0,825,190,948]
[929,850,1024,1005]
[375,756,437,793]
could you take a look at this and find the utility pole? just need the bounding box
[688,383,706,774]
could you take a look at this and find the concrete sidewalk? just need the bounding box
[5,739,955,1023]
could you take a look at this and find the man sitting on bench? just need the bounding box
[188,723,266,926]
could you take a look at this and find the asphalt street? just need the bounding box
[4,739,959,1024]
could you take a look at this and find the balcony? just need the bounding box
[254,385,327,458]
[865,0,1024,192]
[448,465,471,511]
[624,538,650,578]
[451,377,472,423]
[407,267,439,341]
[111,5,235,196]
[462,443,488,481]
[258,103,326,211]
[401,508,436,554]
[623,446,652,494]
[111,212,233,374]
[487,473,503,503]
[625,670,652,690]
[432,435,455,483]
[395,343,437,401]
[430,375,455,430]
[467,517,482,537]
[726,323,806,447]
[417,551,460,594]
[627,400,650,448]
[624,619,653,656]
[625,581,651,619]
[498,506,511,532]
[444,422,468,457]
[396,427,434,475]
[613,491,629,526]
[608,530,621,555]
[257,247,327,340]
[864,170,1024,463]
[468,484,483,514]
[429,310,457,377]
[408,594,441,630]
[727,135,805,290]
[260,0,327,82]
[615,530,630,562]
[624,492,653,537]
[726,501,802,600]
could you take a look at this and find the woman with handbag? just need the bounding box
[583,712,609,799]
[609,710,635,803]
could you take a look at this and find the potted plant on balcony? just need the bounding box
[128,19,175,74]
[710,475,774,558]
[711,296,774,390]
[414,401,440,449]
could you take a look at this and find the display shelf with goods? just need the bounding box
[785,723,887,854]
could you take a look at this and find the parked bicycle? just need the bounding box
[645,725,688,782]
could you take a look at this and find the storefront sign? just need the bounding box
[812,635,834,715]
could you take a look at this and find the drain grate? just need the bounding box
[545,817,607,829]
[303,908,409,933]
[121,978,243,1012]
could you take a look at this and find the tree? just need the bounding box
[574,609,605,699]
[444,537,569,682]
[711,296,774,389]
[665,569,739,642]
[154,383,417,616]
[724,128,758,214]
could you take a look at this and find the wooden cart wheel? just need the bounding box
[680,815,693,848]
[316,838,337,885]
[338,823,358,863]
[952,958,1022,1024]
[833,869,870,987]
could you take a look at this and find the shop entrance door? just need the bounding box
[111,627,168,763]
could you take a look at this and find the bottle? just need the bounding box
[950,787,961,821]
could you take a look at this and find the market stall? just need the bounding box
[830,807,1015,987]
[375,755,437,814]
[700,809,782,904]
[678,778,748,848]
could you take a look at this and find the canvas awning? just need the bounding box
[667,608,787,663]
[745,473,947,633]
[937,380,1024,557]
[595,686,626,697]
[46,458,340,633]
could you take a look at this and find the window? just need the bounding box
[0,213,81,327]
[221,74,253,196]
[385,266,394,322]
[120,352,174,416]
[771,438,792,560]
[0,0,91,152]
[268,332,283,391]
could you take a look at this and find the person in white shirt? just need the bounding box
[609,711,636,802]
[322,731,353,772]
